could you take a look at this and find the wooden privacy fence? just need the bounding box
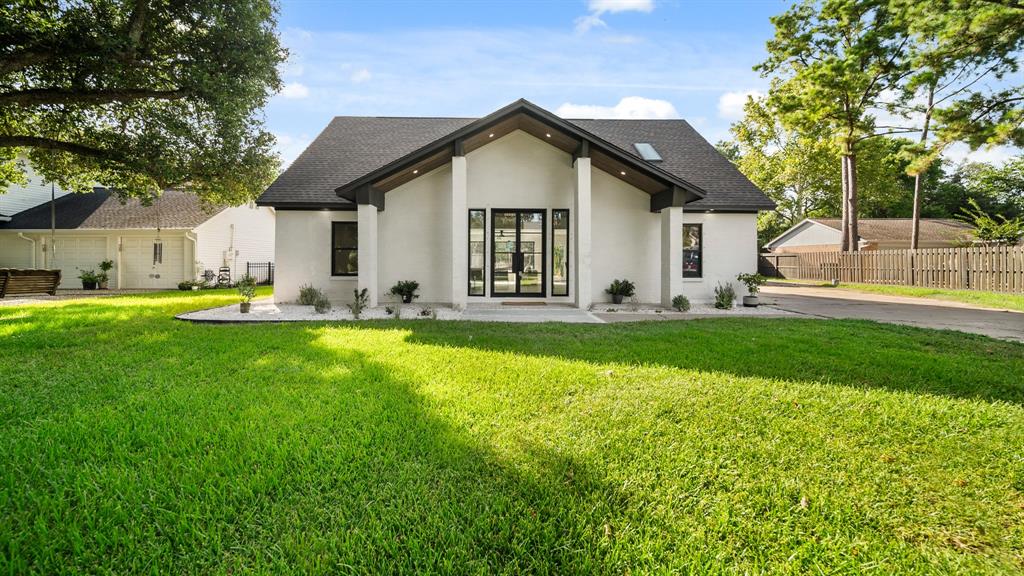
[759,246,1024,293]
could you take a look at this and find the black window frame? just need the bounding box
[682,223,702,279]
[468,209,486,296]
[551,209,569,297]
[331,221,358,277]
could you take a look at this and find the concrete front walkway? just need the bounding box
[761,285,1024,342]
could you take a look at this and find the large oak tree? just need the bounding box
[0,0,286,205]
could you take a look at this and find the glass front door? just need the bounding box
[491,209,546,297]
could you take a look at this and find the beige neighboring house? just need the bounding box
[764,218,975,253]
[0,186,275,289]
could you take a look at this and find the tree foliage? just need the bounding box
[758,0,915,251]
[0,0,286,205]
[719,95,839,246]
[721,93,946,246]
[957,198,1024,245]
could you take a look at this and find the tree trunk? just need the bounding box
[910,84,935,250]
[911,174,923,249]
[848,153,858,252]
[840,154,850,252]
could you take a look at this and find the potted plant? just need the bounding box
[78,269,99,290]
[736,273,767,307]
[605,278,635,305]
[97,260,114,289]
[237,274,257,313]
[388,280,420,304]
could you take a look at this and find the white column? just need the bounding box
[357,203,378,307]
[660,206,683,307]
[574,157,592,309]
[450,155,468,309]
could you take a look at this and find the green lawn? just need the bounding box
[1,290,1023,574]
[771,278,1024,312]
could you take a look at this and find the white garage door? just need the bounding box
[122,236,185,289]
[52,237,109,289]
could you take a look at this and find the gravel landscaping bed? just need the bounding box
[178,299,798,323]
[178,300,462,322]
[594,302,800,316]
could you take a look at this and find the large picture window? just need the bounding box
[332,222,358,276]
[468,209,485,296]
[682,223,702,278]
[551,209,569,296]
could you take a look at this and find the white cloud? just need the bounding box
[942,142,1019,166]
[575,0,655,34]
[717,90,762,120]
[556,96,680,119]
[350,68,372,83]
[279,82,310,99]
[590,0,655,14]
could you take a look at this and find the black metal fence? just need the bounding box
[246,261,274,285]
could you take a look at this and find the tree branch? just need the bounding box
[0,50,53,75]
[0,87,190,106]
[0,135,117,160]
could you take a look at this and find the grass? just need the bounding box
[1,289,1023,574]
[770,278,1024,312]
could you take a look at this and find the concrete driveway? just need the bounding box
[761,285,1024,342]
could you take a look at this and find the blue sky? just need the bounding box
[266,0,1016,166]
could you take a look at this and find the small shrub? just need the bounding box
[298,284,322,306]
[385,306,394,315]
[237,275,257,304]
[419,307,432,317]
[178,281,193,291]
[714,283,736,310]
[348,288,370,319]
[313,293,332,314]
[605,279,636,297]
[736,273,767,295]
[388,280,420,303]
[671,294,690,312]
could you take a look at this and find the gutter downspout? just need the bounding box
[116,236,123,289]
[16,233,36,268]
[185,231,198,281]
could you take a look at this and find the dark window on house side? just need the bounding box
[551,209,569,296]
[332,222,358,276]
[682,224,702,278]
[469,209,485,296]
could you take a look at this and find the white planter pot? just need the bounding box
[742,295,759,307]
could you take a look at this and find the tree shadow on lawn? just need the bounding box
[1,321,640,574]
[391,317,1024,406]
[4,302,1023,573]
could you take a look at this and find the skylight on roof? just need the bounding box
[633,142,662,162]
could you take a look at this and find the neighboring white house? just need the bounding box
[0,187,275,289]
[0,160,72,219]
[764,218,975,253]
[257,99,774,307]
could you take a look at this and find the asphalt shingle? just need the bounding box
[259,115,773,211]
[0,189,223,230]
[811,218,974,244]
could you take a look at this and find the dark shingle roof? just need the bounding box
[262,117,475,208]
[571,119,771,210]
[0,188,222,230]
[259,113,772,211]
[812,218,974,244]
